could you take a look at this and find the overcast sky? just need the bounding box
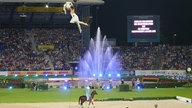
[90,0,192,45]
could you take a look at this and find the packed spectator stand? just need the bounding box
[0,28,192,71]
[0,28,80,71]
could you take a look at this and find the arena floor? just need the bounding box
[0,100,191,108]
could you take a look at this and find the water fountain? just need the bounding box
[78,27,121,79]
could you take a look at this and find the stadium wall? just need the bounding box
[0,70,72,76]
[0,70,186,76]
[135,70,186,76]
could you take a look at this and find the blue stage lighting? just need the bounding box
[63,86,68,90]
[54,74,58,77]
[14,74,18,77]
[63,74,66,77]
[93,74,96,77]
[108,74,111,77]
[117,74,121,77]
[99,74,103,77]
[8,86,13,90]
[106,86,110,90]
[136,85,142,90]
[44,74,48,77]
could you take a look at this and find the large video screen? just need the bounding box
[127,15,160,42]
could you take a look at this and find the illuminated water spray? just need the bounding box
[78,27,121,78]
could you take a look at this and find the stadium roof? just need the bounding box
[0,0,104,5]
[0,0,104,28]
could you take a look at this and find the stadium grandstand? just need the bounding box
[0,0,191,77]
[0,2,192,107]
[0,0,104,71]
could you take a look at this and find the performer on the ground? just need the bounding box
[85,84,91,100]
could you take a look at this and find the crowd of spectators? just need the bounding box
[0,28,81,71]
[32,28,80,70]
[0,28,192,71]
[116,44,192,70]
[0,28,49,71]
[160,45,192,70]
[117,45,159,70]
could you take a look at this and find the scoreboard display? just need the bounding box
[127,15,160,43]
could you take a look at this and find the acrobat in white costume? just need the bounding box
[63,2,88,33]
[63,2,73,14]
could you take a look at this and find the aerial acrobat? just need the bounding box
[63,2,88,33]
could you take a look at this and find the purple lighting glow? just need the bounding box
[78,27,120,78]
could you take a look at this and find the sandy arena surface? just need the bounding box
[0,100,191,108]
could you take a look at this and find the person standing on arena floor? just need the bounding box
[85,83,91,100]
[131,78,135,88]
